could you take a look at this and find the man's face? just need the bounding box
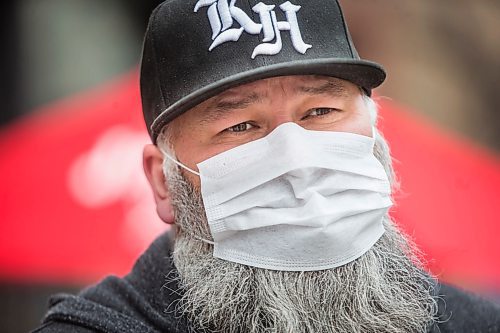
[141,74,437,333]
[168,75,372,187]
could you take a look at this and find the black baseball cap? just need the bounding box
[140,0,386,143]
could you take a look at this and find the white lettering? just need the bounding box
[279,1,311,54]
[194,0,312,57]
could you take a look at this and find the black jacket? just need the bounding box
[32,232,500,333]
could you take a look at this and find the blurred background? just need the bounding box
[0,0,499,332]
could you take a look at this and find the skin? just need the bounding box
[143,75,372,225]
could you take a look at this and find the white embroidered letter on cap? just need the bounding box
[251,10,283,58]
[279,1,312,54]
[252,3,276,42]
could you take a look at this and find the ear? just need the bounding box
[143,144,175,224]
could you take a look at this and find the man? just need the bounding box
[34,0,500,332]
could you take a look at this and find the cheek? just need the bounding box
[344,98,373,137]
[356,112,374,136]
[169,145,203,190]
[171,137,227,190]
[173,123,208,165]
[333,110,372,137]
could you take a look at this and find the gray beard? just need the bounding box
[164,143,438,333]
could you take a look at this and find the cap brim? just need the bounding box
[151,58,385,142]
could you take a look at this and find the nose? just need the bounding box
[266,111,297,135]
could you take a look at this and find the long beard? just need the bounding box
[164,138,438,333]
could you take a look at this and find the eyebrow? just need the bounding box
[296,78,348,97]
[198,92,262,125]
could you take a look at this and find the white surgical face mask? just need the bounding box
[165,122,392,271]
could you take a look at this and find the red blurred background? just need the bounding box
[0,1,499,332]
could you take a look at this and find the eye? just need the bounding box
[300,107,342,123]
[226,122,254,133]
[307,107,335,117]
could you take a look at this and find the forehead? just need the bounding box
[213,75,356,98]
[188,75,360,115]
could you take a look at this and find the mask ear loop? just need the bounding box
[159,147,215,245]
[159,147,201,176]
